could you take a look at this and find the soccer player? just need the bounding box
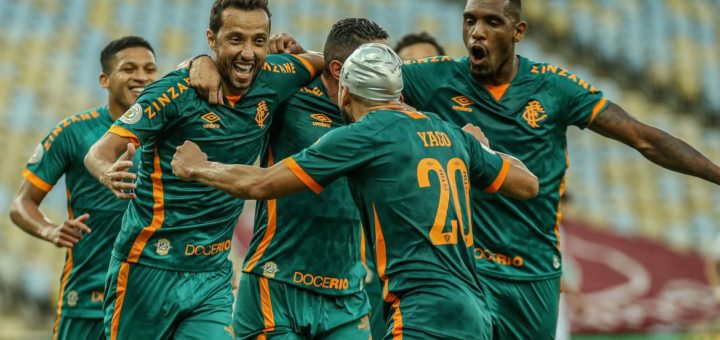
[172,43,539,340]
[394,32,447,61]
[229,18,388,339]
[398,0,720,338]
[8,36,157,340]
[83,1,321,338]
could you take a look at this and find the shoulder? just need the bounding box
[524,57,600,93]
[135,69,199,116]
[260,54,313,77]
[40,106,106,149]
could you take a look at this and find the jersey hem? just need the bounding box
[58,309,104,319]
[111,253,231,273]
[475,268,562,282]
[242,271,364,297]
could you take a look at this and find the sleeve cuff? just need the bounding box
[22,168,53,192]
[108,125,141,147]
[283,157,324,194]
[290,54,317,78]
[484,157,511,193]
[586,97,608,127]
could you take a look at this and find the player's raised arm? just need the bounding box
[462,124,539,200]
[84,134,138,200]
[171,140,307,199]
[588,102,720,185]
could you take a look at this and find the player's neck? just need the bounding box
[476,55,519,86]
[108,99,127,121]
[320,73,339,105]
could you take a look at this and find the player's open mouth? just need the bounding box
[233,62,254,81]
[129,87,144,96]
[470,45,487,64]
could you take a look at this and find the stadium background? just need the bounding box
[0,0,719,338]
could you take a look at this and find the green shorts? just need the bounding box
[233,273,371,339]
[104,257,234,340]
[54,316,103,340]
[384,281,492,340]
[478,275,561,339]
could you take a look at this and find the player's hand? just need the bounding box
[42,213,92,248]
[101,143,137,200]
[172,141,209,180]
[268,33,306,54]
[189,55,224,105]
[462,123,490,148]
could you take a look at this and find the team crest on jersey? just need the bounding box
[451,96,474,112]
[522,100,548,128]
[255,100,269,128]
[155,238,172,256]
[201,112,221,129]
[67,290,78,307]
[262,261,278,278]
[310,113,332,128]
[27,143,44,164]
[119,103,142,125]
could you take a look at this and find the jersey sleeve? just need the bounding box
[401,56,454,109]
[23,124,73,192]
[262,54,318,102]
[554,68,610,129]
[109,70,187,146]
[462,131,510,193]
[283,124,374,194]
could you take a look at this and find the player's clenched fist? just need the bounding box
[99,143,137,200]
[42,213,92,248]
[462,123,490,148]
[172,141,208,180]
[268,33,306,54]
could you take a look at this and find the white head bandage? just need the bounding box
[339,43,403,101]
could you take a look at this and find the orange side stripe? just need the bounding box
[400,110,428,120]
[66,190,74,220]
[259,277,276,332]
[244,149,278,272]
[484,83,510,102]
[290,54,317,78]
[484,158,511,193]
[284,157,324,194]
[586,97,608,127]
[359,225,367,271]
[391,298,404,340]
[127,147,165,263]
[108,125,141,147]
[52,250,73,340]
[110,262,131,340]
[22,169,53,192]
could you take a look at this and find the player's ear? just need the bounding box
[207,29,217,51]
[329,60,343,81]
[513,21,527,43]
[99,73,110,89]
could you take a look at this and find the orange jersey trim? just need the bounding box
[290,54,317,78]
[110,262,131,340]
[22,168,53,192]
[359,225,367,271]
[484,157,511,193]
[108,125,141,148]
[259,277,276,332]
[226,95,241,108]
[284,157,324,194]
[126,147,165,263]
[401,110,428,120]
[484,83,510,102]
[586,97,608,127]
[66,190,74,220]
[554,150,569,249]
[391,298,404,340]
[52,250,73,340]
[244,149,278,272]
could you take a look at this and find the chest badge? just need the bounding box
[451,96,474,112]
[522,100,547,128]
[310,113,332,128]
[201,112,221,129]
[255,100,269,128]
[155,238,172,256]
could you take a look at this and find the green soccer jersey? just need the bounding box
[23,106,134,318]
[402,55,609,280]
[243,77,366,296]
[109,54,315,272]
[285,109,509,301]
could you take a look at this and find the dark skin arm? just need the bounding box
[9,181,91,248]
[589,102,720,185]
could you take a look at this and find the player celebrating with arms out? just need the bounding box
[172,43,539,340]
[84,0,321,338]
[9,36,157,340]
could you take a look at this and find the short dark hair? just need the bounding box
[323,18,389,74]
[394,32,446,56]
[209,0,272,34]
[100,36,155,74]
[507,0,521,21]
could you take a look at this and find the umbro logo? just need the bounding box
[201,112,221,129]
[451,96,473,112]
[310,113,332,128]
